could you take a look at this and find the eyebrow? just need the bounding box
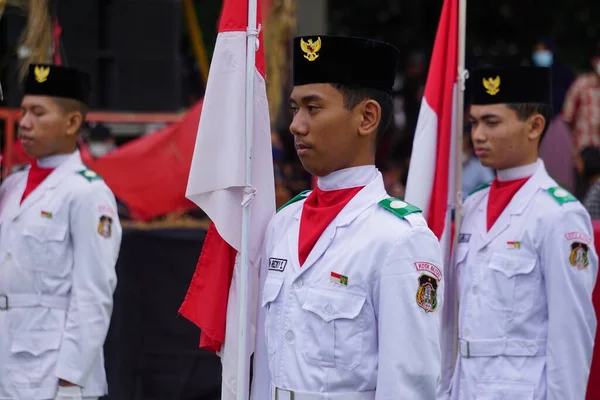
[290,94,324,105]
[468,113,500,121]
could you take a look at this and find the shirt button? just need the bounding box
[285,330,295,343]
[6,253,11,260]
[472,286,478,295]
[325,305,334,315]
[294,280,303,289]
[463,329,471,337]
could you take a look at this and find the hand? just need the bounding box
[54,384,83,400]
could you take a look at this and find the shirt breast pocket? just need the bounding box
[21,223,69,274]
[484,253,539,313]
[261,277,285,356]
[301,287,366,370]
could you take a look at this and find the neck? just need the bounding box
[317,165,377,191]
[496,159,540,182]
[37,151,76,169]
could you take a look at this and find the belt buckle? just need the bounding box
[461,339,470,358]
[0,294,7,310]
[275,387,295,400]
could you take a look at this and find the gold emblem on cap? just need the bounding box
[34,65,50,83]
[482,76,500,96]
[300,37,321,62]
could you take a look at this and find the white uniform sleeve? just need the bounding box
[55,183,122,386]
[542,207,598,400]
[374,226,444,400]
[250,227,273,400]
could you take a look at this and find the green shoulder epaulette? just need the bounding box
[546,186,578,205]
[77,169,103,182]
[277,190,310,213]
[468,181,491,196]
[378,198,421,219]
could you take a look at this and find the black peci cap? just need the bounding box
[292,35,400,93]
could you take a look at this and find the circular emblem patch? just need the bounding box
[416,274,438,313]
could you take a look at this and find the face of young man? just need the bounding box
[19,95,82,159]
[289,83,378,177]
[468,104,544,171]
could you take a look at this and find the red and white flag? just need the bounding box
[178,0,275,398]
[405,0,458,249]
[404,0,459,395]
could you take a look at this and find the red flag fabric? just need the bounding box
[81,101,203,220]
[178,0,275,397]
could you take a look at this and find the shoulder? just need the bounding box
[369,197,434,242]
[462,181,491,213]
[69,168,116,206]
[534,185,591,227]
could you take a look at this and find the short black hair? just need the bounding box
[506,103,553,143]
[54,97,89,133]
[331,83,393,141]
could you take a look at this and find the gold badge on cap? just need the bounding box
[300,37,321,62]
[34,65,50,83]
[483,76,500,96]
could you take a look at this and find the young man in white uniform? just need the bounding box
[0,64,122,400]
[250,35,444,400]
[438,66,598,400]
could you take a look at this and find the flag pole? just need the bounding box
[238,0,259,398]
[450,0,468,370]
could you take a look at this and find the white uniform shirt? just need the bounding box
[441,159,598,400]
[251,166,444,400]
[0,151,122,400]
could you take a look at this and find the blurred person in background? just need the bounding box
[562,43,600,198]
[534,36,577,193]
[86,123,116,158]
[575,146,600,219]
[0,64,122,400]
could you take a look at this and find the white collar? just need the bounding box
[496,159,541,182]
[37,151,76,169]
[317,165,378,191]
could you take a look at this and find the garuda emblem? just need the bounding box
[482,76,500,96]
[300,37,321,62]
[34,65,50,83]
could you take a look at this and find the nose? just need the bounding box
[19,111,33,131]
[470,123,485,145]
[289,112,308,137]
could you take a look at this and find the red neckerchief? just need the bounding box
[298,185,363,266]
[21,161,54,204]
[486,176,530,231]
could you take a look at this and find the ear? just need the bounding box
[357,99,381,138]
[527,113,546,141]
[65,111,83,137]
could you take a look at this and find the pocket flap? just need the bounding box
[455,245,468,263]
[489,253,536,278]
[11,331,62,356]
[23,223,68,242]
[261,277,284,307]
[302,288,366,323]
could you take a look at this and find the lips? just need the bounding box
[474,148,489,157]
[295,142,312,155]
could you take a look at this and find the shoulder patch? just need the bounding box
[77,169,103,182]
[546,186,578,205]
[468,181,491,196]
[378,198,421,219]
[277,190,310,213]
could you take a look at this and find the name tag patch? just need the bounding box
[268,258,287,272]
[458,233,471,243]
